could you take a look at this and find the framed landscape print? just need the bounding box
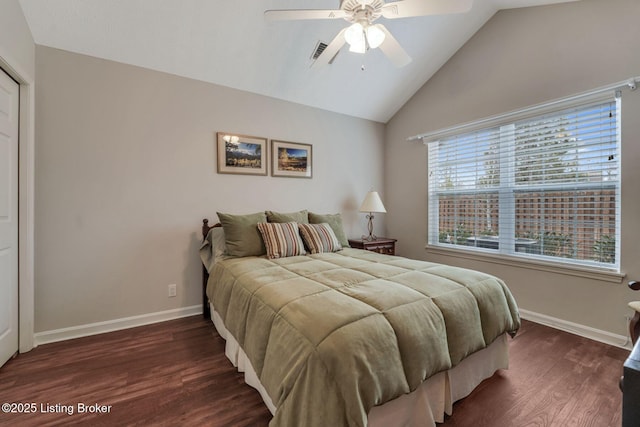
[216,133,268,176]
[271,140,312,178]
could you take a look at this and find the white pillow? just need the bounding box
[199,227,229,273]
[210,227,228,261]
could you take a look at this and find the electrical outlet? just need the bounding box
[168,284,177,297]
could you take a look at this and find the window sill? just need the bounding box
[425,244,625,284]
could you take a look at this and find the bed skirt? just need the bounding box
[210,303,509,426]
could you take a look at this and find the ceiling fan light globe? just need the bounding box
[366,24,385,49]
[344,22,365,47]
[348,41,366,54]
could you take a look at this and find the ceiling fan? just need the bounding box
[265,0,473,68]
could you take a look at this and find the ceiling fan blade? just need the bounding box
[377,25,412,67]
[381,0,472,19]
[311,28,347,68]
[264,9,348,21]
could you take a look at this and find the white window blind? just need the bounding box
[427,97,620,270]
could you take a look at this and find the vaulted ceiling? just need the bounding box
[19,0,580,123]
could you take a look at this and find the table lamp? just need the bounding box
[359,191,386,241]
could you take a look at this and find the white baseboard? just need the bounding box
[519,308,632,350]
[32,305,631,350]
[34,305,202,346]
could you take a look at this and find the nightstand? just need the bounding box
[348,238,397,255]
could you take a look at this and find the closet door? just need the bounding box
[0,67,19,367]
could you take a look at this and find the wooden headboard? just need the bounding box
[201,218,214,240]
[201,218,221,320]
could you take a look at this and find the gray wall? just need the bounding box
[385,0,640,338]
[0,0,34,76]
[35,46,385,332]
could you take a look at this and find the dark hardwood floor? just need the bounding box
[0,317,629,426]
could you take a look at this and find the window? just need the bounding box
[426,95,620,271]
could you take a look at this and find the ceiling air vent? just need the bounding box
[311,41,339,64]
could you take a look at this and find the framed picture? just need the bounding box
[216,132,268,176]
[271,140,312,178]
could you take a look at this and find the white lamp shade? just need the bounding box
[345,23,386,53]
[345,23,366,54]
[366,25,385,49]
[348,40,366,54]
[359,191,387,213]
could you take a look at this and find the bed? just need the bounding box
[200,213,520,426]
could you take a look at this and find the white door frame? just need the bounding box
[0,50,35,353]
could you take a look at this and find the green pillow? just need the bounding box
[217,211,267,257]
[308,212,350,247]
[266,209,309,224]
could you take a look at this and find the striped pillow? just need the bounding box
[298,223,342,254]
[257,222,306,259]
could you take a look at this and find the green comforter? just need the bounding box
[207,248,520,427]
